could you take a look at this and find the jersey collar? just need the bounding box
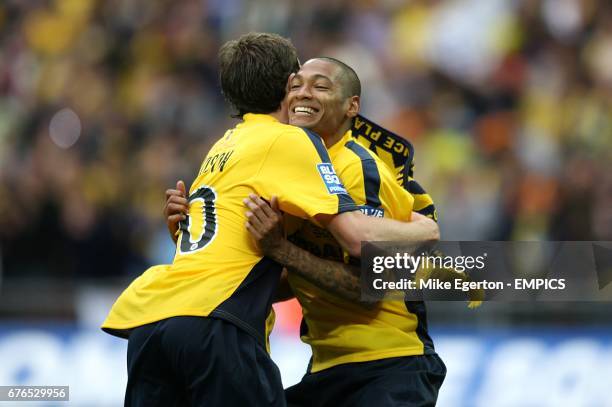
[242,113,279,123]
[327,130,353,157]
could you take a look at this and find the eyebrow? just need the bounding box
[292,73,333,83]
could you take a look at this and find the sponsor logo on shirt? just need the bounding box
[317,163,348,195]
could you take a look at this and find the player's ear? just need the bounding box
[346,95,360,119]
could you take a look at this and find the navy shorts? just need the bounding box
[285,354,446,407]
[125,316,286,407]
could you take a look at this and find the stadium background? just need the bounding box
[0,0,611,405]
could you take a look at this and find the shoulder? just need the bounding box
[240,122,311,155]
[275,125,329,159]
[278,125,321,144]
[342,139,388,173]
[344,139,404,190]
[343,139,377,162]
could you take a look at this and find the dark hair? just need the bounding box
[314,57,361,98]
[218,33,300,117]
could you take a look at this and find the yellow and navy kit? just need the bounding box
[102,114,357,345]
[351,114,436,221]
[287,124,437,373]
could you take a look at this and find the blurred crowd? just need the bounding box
[0,0,610,279]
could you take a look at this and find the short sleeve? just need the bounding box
[254,127,357,219]
[407,176,437,221]
[377,162,414,221]
[335,159,368,205]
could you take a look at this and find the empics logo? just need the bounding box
[317,163,348,195]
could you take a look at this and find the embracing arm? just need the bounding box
[245,195,370,305]
[271,238,363,303]
[317,210,440,258]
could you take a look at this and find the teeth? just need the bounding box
[294,106,316,115]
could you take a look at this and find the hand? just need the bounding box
[164,180,188,243]
[244,194,284,255]
[410,211,440,242]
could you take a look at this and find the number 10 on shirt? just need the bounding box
[178,186,218,254]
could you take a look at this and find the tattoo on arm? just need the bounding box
[269,239,374,306]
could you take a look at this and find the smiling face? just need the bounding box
[287,59,359,143]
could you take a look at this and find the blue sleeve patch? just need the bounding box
[317,163,348,195]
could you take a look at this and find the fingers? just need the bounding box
[166,180,187,211]
[177,180,186,196]
[168,214,185,225]
[247,194,278,220]
[245,210,265,231]
[165,193,189,218]
[245,221,262,240]
[165,189,187,201]
[167,194,188,207]
[244,194,284,238]
[166,203,188,218]
[244,195,273,225]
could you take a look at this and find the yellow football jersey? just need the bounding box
[407,176,437,221]
[351,114,436,221]
[287,130,435,373]
[102,114,357,345]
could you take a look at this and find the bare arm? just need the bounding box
[317,209,440,258]
[271,239,364,303]
[244,195,370,304]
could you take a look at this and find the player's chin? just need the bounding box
[289,115,318,128]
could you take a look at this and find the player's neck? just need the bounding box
[323,122,351,148]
